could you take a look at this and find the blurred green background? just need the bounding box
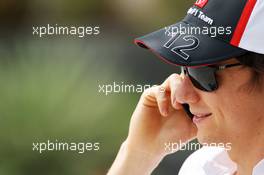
[0,0,196,174]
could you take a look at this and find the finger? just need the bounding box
[155,85,170,117]
[167,74,184,110]
[141,87,158,108]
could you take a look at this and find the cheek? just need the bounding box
[209,88,254,135]
[196,69,260,143]
[211,69,254,125]
[200,88,244,130]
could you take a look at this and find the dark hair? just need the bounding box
[236,52,264,90]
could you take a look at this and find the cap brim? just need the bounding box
[135,21,247,66]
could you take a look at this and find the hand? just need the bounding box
[107,74,198,175]
[126,73,197,158]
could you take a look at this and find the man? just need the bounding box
[108,0,264,174]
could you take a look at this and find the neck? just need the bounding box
[228,127,264,175]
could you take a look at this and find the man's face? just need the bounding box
[183,59,264,146]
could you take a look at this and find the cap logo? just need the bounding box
[163,34,200,60]
[194,0,208,8]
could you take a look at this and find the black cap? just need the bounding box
[135,0,263,66]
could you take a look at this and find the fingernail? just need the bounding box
[162,108,169,117]
[173,98,178,108]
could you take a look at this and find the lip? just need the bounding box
[192,113,212,124]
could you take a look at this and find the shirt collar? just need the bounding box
[253,158,264,175]
[203,147,237,175]
[202,147,264,175]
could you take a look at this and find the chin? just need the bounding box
[196,130,223,145]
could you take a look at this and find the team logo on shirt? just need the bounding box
[194,0,208,8]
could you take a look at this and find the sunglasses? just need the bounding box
[181,63,242,92]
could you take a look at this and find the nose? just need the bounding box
[175,74,200,104]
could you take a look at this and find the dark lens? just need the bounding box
[187,66,218,92]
